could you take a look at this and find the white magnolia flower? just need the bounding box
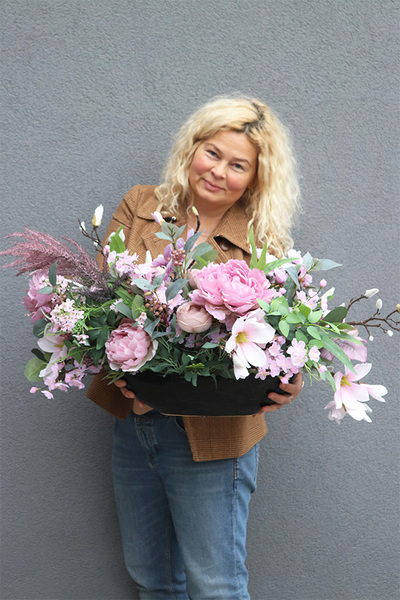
[386,330,393,337]
[364,288,379,298]
[92,204,104,227]
[376,298,382,311]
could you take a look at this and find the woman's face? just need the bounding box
[188,130,258,214]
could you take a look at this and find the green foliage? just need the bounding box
[25,357,46,382]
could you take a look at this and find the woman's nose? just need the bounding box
[210,162,226,179]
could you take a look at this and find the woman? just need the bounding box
[87,96,303,599]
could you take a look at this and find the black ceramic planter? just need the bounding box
[124,370,289,416]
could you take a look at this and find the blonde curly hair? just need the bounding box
[155,95,300,257]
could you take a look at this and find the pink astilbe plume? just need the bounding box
[0,228,111,299]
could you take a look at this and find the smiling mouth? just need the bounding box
[203,179,224,191]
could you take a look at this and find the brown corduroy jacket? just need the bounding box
[86,185,267,461]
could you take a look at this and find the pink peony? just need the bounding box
[190,259,277,320]
[176,302,213,333]
[105,318,157,372]
[23,270,56,322]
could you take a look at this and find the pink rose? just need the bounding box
[176,302,213,333]
[105,318,157,372]
[190,259,277,320]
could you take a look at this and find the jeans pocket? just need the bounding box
[173,416,187,434]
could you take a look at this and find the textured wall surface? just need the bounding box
[1,1,399,599]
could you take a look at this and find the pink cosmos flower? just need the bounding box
[190,259,277,320]
[325,363,387,423]
[105,318,158,372]
[225,309,275,379]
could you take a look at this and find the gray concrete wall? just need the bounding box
[1,1,399,599]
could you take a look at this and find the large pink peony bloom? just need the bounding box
[190,260,277,320]
[105,318,158,372]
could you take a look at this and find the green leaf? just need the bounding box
[144,317,160,338]
[116,302,132,318]
[165,278,186,302]
[284,266,300,289]
[323,306,347,324]
[37,286,54,294]
[184,231,202,253]
[33,319,47,338]
[249,226,258,269]
[96,328,109,349]
[133,278,154,292]
[202,342,218,349]
[302,252,313,270]
[318,335,355,372]
[285,313,302,324]
[109,227,126,253]
[48,261,57,287]
[31,348,45,361]
[25,357,46,382]
[318,258,342,271]
[307,325,321,340]
[263,257,294,275]
[295,330,309,344]
[299,304,311,318]
[279,319,290,337]
[308,310,323,323]
[257,299,271,312]
[152,273,165,288]
[155,231,174,241]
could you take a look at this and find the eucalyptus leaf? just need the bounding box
[33,319,47,338]
[155,232,174,241]
[165,278,186,301]
[318,258,342,271]
[48,261,57,287]
[37,286,54,294]
[24,357,46,382]
[116,302,132,318]
[133,278,154,291]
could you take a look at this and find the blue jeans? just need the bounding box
[112,411,259,600]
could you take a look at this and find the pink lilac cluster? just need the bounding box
[23,270,69,322]
[190,259,278,320]
[104,247,139,278]
[49,298,84,333]
[255,337,322,384]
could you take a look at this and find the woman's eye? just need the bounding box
[233,163,244,171]
[207,150,217,158]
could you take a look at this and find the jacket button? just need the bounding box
[219,240,230,251]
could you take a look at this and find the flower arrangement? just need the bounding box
[1,206,398,422]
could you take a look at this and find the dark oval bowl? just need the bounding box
[124,371,289,416]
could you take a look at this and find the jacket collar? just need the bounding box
[136,195,251,254]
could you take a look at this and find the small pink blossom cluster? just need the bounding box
[105,247,139,278]
[49,298,84,333]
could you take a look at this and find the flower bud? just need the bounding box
[319,279,327,288]
[386,330,393,337]
[176,301,213,333]
[191,206,199,216]
[80,221,86,232]
[397,304,400,313]
[368,335,374,341]
[151,211,163,225]
[364,288,379,298]
[375,299,382,311]
[92,205,104,227]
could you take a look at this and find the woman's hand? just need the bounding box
[259,372,303,413]
[114,379,153,415]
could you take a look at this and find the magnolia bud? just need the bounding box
[397,304,400,313]
[191,206,199,216]
[368,335,374,341]
[386,330,393,337]
[364,288,379,298]
[80,221,86,232]
[151,211,163,225]
[375,299,382,311]
[92,204,104,227]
